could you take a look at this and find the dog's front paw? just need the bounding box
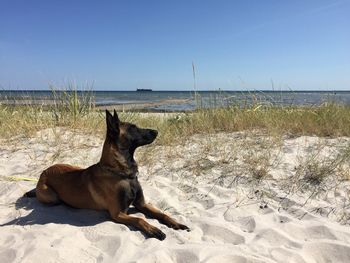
[146,226,166,241]
[179,223,190,231]
[170,222,190,231]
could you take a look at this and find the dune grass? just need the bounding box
[160,103,350,140]
[1,87,350,145]
[1,93,350,143]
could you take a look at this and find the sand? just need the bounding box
[1,128,350,263]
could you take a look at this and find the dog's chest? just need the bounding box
[120,178,140,208]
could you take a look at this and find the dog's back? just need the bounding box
[24,164,82,199]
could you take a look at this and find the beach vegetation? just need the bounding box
[1,89,350,142]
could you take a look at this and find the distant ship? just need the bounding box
[136,88,152,92]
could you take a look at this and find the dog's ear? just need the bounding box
[113,109,120,123]
[106,109,119,137]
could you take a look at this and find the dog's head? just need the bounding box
[105,110,158,151]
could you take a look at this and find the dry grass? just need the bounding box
[1,86,350,142]
[293,141,350,191]
[152,103,350,145]
[240,135,282,181]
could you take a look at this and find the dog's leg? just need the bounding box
[109,209,166,240]
[35,171,62,205]
[134,193,189,231]
[36,183,61,205]
[135,203,189,231]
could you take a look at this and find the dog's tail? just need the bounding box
[23,189,36,198]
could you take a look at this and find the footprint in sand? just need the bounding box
[190,194,215,210]
[233,216,256,233]
[200,224,245,244]
[223,208,257,233]
[205,254,266,263]
[251,228,301,248]
[94,236,121,258]
[82,227,122,257]
[283,207,317,221]
[3,233,18,247]
[305,225,337,240]
[173,249,200,263]
[283,224,337,241]
[0,248,16,263]
[178,184,199,194]
[269,247,306,263]
[302,242,350,263]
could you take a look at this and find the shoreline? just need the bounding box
[1,90,350,113]
[96,98,192,112]
[0,98,193,113]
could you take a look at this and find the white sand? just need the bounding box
[1,129,350,263]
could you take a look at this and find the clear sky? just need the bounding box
[0,0,349,91]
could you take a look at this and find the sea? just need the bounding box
[1,90,350,112]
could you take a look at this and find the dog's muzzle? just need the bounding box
[149,130,158,138]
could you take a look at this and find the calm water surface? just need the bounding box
[1,90,349,111]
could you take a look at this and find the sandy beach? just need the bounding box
[2,0,349,261]
[1,128,350,263]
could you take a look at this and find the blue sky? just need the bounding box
[0,0,349,90]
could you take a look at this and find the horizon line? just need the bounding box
[0,89,349,93]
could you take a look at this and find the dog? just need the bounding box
[24,109,189,240]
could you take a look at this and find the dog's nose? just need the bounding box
[150,130,158,137]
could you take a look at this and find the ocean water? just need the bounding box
[1,90,350,111]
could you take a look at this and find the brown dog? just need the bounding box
[24,110,189,240]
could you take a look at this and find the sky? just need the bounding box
[0,0,349,91]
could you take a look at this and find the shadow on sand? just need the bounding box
[1,196,111,227]
[1,196,160,240]
[1,196,140,229]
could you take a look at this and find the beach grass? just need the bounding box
[163,103,350,139]
[1,92,350,142]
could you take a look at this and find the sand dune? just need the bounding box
[1,129,350,262]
